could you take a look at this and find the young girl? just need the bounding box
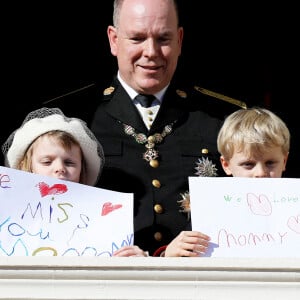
[2,107,147,257]
[2,107,104,186]
[217,107,290,178]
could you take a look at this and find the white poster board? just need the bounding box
[0,166,133,256]
[189,177,300,257]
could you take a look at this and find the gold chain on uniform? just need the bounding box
[123,122,176,163]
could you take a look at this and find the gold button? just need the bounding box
[201,148,209,154]
[154,232,162,241]
[152,179,161,188]
[154,204,163,214]
[148,110,154,115]
[148,117,153,121]
[150,159,159,168]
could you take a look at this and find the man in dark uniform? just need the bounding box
[91,0,246,256]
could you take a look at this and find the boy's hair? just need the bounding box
[217,107,290,160]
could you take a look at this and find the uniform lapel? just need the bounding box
[149,86,186,134]
[103,77,187,134]
[104,78,148,133]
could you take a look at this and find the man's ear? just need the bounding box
[107,25,118,56]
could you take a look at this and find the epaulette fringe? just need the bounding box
[194,86,247,109]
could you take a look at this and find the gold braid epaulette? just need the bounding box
[194,86,247,109]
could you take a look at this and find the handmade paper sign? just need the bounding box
[0,166,133,256]
[189,177,300,257]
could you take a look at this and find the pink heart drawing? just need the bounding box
[287,215,300,234]
[101,202,122,216]
[247,193,272,216]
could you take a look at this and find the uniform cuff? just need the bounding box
[153,245,167,257]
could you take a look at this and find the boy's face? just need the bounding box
[220,145,288,178]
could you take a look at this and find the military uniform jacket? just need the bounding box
[91,76,244,255]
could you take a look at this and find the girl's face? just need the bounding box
[220,145,288,178]
[30,135,82,183]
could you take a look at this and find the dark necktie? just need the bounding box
[135,94,155,108]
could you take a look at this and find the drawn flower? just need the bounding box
[178,157,218,218]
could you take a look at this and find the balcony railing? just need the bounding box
[0,257,299,299]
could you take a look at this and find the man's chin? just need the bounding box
[138,78,164,93]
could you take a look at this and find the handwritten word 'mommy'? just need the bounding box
[217,228,288,248]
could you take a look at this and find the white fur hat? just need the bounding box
[2,107,104,186]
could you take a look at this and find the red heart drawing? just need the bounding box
[101,202,123,216]
[247,193,272,216]
[37,182,68,197]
